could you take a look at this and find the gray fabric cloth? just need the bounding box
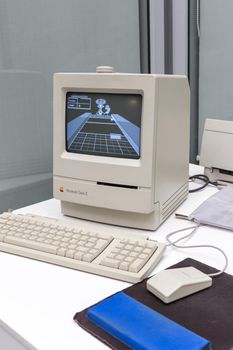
[189,187,233,230]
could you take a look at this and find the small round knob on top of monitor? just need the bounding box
[96,66,114,73]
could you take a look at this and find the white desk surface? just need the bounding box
[1,164,233,350]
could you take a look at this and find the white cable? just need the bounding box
[165,224,228,277]
[166,225,200,246]
[196,0,200,38]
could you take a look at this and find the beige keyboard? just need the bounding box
[0,212,166,283]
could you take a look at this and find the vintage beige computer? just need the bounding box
[53,67,190,230]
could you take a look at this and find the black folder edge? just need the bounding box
[74,258,233,350]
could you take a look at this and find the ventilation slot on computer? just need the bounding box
[97,182,138,190]
[219,168,233,176]
[161,183,188,222]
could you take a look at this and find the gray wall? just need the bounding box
[0,0,140,210]
[0,0,140,73]
[199,0,233,149]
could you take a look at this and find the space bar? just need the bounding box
[4,236,57,254]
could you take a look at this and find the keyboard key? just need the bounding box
[70,239,79,244]
[125,244,134,250]
[95,239,109,250]
[119,262,129,271]
[49,229,57,234]
[56,230,64,236]
[89,248,98,255]
[64,232,73,238]
[82,253,94,262]
[74,251,83,260]
[89,237,97,243]
[38,232,46,237]
[146,241,157,248]
[60,242,69,248]
[139,253,147,259]
[57,248,66,256]
[129,252,137,257]
[125,257,134,263]
[77,246,89,253]
[66,250,75,258]
[142,246,157,258]
[121,249,128,255]
[64,227,73,232]
[115,254,124,260]
[100,258,120,269]
[129,258,145,273]
[85,242,93,248]
[134,246,142,252]
[115,242,124,249]
[97,233,112,240]
[143,248,152,254]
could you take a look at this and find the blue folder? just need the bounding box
[87,292,211,350]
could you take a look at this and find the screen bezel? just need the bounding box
[53,73,157,188]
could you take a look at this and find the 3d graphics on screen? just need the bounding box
[66,92,142,159]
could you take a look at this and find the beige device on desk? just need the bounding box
[200,118,233,185]
[147,267,212,303]
[53,67,190,230]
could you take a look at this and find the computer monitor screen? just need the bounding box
[65,92,142,159]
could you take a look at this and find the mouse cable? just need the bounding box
[165,224,228,277]
[189,174,218,193]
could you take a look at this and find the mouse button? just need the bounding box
[180,267,212,284]
[147,269,182,298]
